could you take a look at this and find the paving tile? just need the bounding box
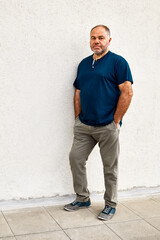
[3,207,60,235]
[65,225,121,240]
[145,217,160,231]
[45,205,103,229]
[16,231,70,240]
[89,201,141,223]
[107,219,160,240]
[0,212,13,238]
[121,198,160,218]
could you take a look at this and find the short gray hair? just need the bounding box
[91,25,111,36]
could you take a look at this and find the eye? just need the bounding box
[99,37,104,40]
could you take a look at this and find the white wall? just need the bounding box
[0,0,160,200]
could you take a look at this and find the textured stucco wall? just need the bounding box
[0,0,160,200]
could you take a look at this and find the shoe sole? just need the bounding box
[98,214,114,221]
[64,206,90,212]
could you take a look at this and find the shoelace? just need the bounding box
[71,200,78,206]
[103,205,112,214]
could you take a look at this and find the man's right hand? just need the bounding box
[74,89,81,118]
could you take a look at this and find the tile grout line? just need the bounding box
[1,211,16,239]
[141,218,160,233]
[14,235,18,240]
[13,229,67,238]
[43,206,71,240]
[103,223,124,240]
[120,201,145,219]
[0,237,16,240]
[106,218,151,225]
[62,223,104,231]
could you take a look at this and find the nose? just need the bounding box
[94,38,100,44]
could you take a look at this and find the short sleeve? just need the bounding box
[73,65,80,89]
[115,57,133,85]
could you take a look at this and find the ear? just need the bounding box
[109,37,112,43]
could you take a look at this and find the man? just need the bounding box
[64,25,133,221]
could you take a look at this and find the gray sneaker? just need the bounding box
[98,205,116,221]
[64,199,91,211]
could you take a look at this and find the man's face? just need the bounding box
[90,27,111,55]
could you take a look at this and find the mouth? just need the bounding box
[93,46,101,49]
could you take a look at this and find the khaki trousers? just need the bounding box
[69,117,120,207]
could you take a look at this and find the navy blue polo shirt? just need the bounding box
[73,51,133,126]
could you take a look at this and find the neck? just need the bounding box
[93,49,109,61]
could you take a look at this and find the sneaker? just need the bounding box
[98,205,116,221]
[64,199,91,211]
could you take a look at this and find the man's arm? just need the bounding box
[114,81,133,126]
[74,89,81,119]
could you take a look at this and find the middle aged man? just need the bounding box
[64,25,133,221]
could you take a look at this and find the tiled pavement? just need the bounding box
[0,195,160,240]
